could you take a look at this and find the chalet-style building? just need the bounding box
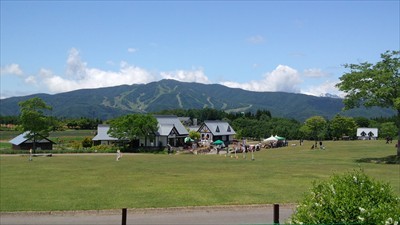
[154,115,189,147]
[198,120,236,144]
[9,131,55,150]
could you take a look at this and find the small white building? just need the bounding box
[357,128,378,140]
[92,124,120,145]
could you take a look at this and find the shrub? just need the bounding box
[288,169,400,225]
[82,137,93,148]
[70,140,82,150]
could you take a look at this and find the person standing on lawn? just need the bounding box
[29,148,32,161]
[116,149,122,161]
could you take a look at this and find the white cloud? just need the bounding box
[300,68,344,97]
[0,89,35,99]
[220,65,302,93]
[127,48,137,53]
[160,68,210,84]
[1,64,23,76]
[29,48,155,93]
[25,75,37,85]
[247,35,265,44]
[39,68,54,78]
[66,48,87,79]
[24,48,215,93]
[301,80,344,97]
[303,68,329,78]
[42,64,154,93]
[13,47,340,98]
[220,66,343,97]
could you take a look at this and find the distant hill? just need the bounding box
[0,79,395,121]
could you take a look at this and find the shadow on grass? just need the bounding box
[356,155,400,164]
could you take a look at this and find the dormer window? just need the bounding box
[216,126,220,132]
[227,126,231,132]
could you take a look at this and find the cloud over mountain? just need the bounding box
[220,65,302,93]
[2,48,341,98]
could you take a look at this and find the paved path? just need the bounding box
[0,205,295,225]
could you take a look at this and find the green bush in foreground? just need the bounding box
[288,169,400,225]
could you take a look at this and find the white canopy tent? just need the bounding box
[263,135,278,142]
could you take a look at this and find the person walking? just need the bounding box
[29,148,33,161]
[116,149,122,161]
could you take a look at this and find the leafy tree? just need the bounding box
[231,116,301,140]
[380,122,398,140]
[64,117,101,130]
[77,118,93,129]
[232,117,261,139]
[108,114,158,150]
[301,116,327,146]
[0,115,19,125]
[18,97,53,152]
[353,116,370,128]
[47,116,64,131]
[267,118,302,139]
[336,50,400,156]
[188,130,200,140]
[330,115,357,139]
[66,119,79,129]
[368,120,381,130]
[255,109,271,120]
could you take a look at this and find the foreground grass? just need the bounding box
[0,140,399,212]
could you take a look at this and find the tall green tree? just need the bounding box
[330,115,357,139]
[301,116,327,146]
[353,117,370,128]
[380,122,398,140]
[108,114,158,149]
[336,50,400,156]
[18,97,53,152]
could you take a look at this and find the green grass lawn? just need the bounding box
[0,129,95,143]
[0,140,399,212]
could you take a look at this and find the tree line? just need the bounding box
[1,104,398,141]
[0,115,102,131]
[157,108,398,141]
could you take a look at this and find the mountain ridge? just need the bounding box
[0,79,395,121]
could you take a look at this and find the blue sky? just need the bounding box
[1,1,399,99]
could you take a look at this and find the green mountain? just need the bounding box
[0,79,395,121]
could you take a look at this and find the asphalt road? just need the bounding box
[0,205,295,225]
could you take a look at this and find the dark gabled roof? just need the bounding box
[9,131,55,145]
[199,120,236,136]
[155,115,189,136]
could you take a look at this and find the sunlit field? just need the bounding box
[0,140,399,212]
